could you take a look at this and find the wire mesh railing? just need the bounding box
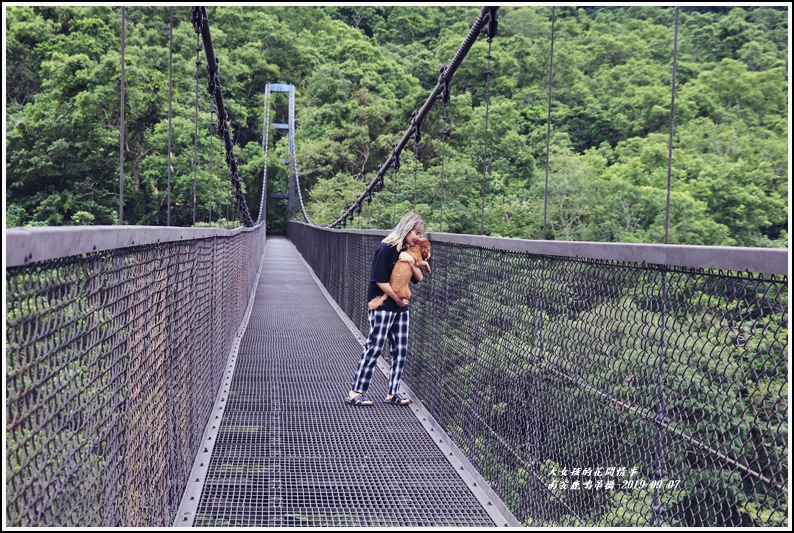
[5,223,266,527]
[287,221,788,527]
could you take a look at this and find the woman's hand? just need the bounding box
[399,252,415,266]
[377,281,406,306]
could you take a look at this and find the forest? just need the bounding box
[5,6,789,247]
[4,6,789,528]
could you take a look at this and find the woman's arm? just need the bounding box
[411,264,423,282]
[376,281,407,306]
[399,252,414,265]
[399,251,423,283]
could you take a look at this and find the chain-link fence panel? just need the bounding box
[6,225,266,527]
[288,221,788,527]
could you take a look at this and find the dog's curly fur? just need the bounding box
[368,238,431,310]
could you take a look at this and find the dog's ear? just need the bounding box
[421,239,431,258]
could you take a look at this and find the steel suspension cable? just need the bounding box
[225,165,230,222]
[167,6,173,226]
[438,64,451,232]
[392,155,400,226]
[192,31,201,226]
[480,41,491,235]
[533,9,555,496]
[119,6,125,225]
[277,83,323,227]
[209,105,214,226]
[215,106,222,221]
[392,169,396,225]
[542,7,556,240]
[439,109,448,232]
[321,6,498,229]
[534,7,555,500]
[287,85,321,227]
[191,7,254,227]
[285,7,498,230]
[412,137,419,212]
[480,9,497,235]
[232,126,242,226]
[258,85,272,224]
[213,122,225,220]
[164,14,176,478]
[412,110,422,212]
[290,148,317,226]
[651,10,681,526]
[663,7,680,245]
[378,177,383,227]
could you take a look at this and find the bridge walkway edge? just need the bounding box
[175,236,519,527]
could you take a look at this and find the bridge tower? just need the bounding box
[264,83,297,225]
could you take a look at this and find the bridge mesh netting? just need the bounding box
[190,238,498,527]
[6,226,265,526]
[289,222,788,527]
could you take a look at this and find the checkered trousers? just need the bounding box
[351,309,410,396]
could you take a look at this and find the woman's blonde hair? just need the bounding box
[382,212,426,251]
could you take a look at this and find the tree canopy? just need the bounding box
[5,6,789,247]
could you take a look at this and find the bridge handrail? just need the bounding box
[289,222,789,275]
[288,220,788,527]
[6,222,267,527]
[5,221,265,267]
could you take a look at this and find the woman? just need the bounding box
[346,212,427,406]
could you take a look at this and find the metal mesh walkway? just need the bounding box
[190,237,498,527]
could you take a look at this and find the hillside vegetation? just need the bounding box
[5,6,789,247]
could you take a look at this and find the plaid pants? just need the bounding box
[351,309,410,396]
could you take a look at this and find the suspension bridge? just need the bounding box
[5,6,789,528]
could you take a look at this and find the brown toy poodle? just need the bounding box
[368,238,432,310]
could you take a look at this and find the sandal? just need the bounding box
[384,393,411,406]
[345,394,373,406]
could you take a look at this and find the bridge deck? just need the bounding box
[186,237,498,527]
